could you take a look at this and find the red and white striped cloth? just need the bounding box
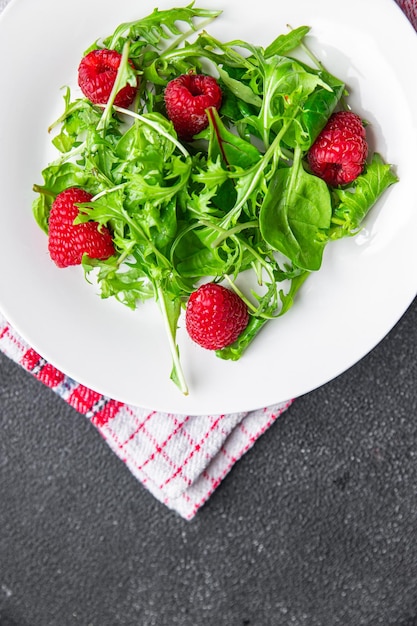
[0,0,415,520]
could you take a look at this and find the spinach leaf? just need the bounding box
[259,147,332,271]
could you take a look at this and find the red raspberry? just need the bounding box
[164,73,222,141]
[48,188,115,268]
[186,283,249,350]
[307,111,368,186]
[78,49,138,108]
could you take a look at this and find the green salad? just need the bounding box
[32,5,398,394]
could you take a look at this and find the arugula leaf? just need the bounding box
[103,5,222,52]
[264,25,311,58]
[216,271,310,360]
[156,284,188,395]
[330,153,399,238]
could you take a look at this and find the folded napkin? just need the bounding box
[0,0,415,520]
[0,315,292,519]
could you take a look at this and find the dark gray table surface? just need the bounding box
[1,297,416,626]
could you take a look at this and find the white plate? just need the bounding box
[0,0,416,415]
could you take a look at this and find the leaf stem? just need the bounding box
[97,41,133,132]
[162,15,220,55]
[156,285,189,395]
[210,220,259,248]
[91,185,126,202]
[219,121,290,230]
[222,274,261,316]
[111,105,190,158]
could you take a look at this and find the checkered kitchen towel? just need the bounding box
[0,0,415,520]
[398,0,417,27]
[0,317,292,519]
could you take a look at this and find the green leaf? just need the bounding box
[330,153,399,238]
[216,315,269,361]
[259,148,332,271]
[282,68,345,150]
[207,107,262,169]
[256,55,339,149]
[216,270,309,360]
[83,256,153,308]
[156,285,188,395]
[103,5,222,52]
[264,25,311,58]
[32,195,51,235]
[217,66,262,108]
